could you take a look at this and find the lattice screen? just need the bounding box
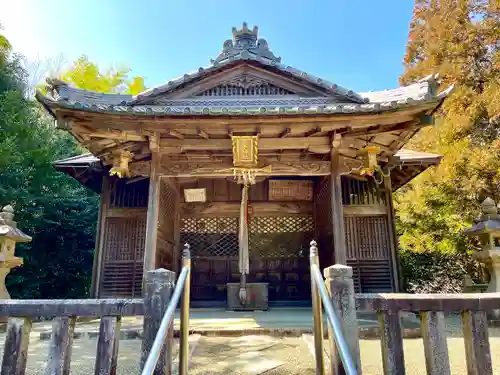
[100,217,146,297]
[344,216,390,260]
[158,180,176,242]
[314,178,332,235]
[248,216,313,257]
[347,259,392,293]
[180,217,239,257]
[181,215,313,258]
[109,178,149,208]
[341,176,386,206]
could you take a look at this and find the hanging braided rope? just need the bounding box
[238,182,250,305]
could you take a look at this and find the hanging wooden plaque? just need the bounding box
[231,136,258,168]
[268,180,313,201]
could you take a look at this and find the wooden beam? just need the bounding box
[181,202,313,216]
[96,142,140,157]
[158,137,331,152]
[197,128,209,139]
[305,128,321,137]
[343,204,387,216]
[384,133,410,143]
[61,105,434,131]
[279,128,291,138]
[71,127,146,142]
[345,120,422,138]
[129,160,331,177]
[167,129,184,140]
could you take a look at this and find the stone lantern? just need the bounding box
[465,198,500,293]
[0,205,31,299]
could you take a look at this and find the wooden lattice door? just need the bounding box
[248,215,313,301]
[180,214,313,303]
[100,216,146,297]
[180,216,239,302]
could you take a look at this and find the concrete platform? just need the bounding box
[36,308,421,340]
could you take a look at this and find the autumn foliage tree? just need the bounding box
[396,0,500,292]
[60,55,146,94]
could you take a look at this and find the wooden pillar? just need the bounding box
[91,176,110,298]
[330,149,347,265]
[384,176,402,292]
[170,180,181,274]
[144,153,161,277]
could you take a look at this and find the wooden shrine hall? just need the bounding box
[37,23,452,307]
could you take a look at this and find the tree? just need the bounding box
[396,0,499,292]
[0,23,11,57]
[1,54,148,298]
[60,55,146,94]
[0,35,98,298]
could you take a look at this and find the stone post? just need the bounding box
[0,205,31,302]
[465,198,500,323]
[141,268,175,375]
[324,264,362,375]
[465,198,500,292]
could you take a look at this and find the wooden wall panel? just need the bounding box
[213,179,229,201]
[313,176,395,292]
[179,178,268,203]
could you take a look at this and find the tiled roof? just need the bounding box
[37,83,453,117]
[37,24,454,117]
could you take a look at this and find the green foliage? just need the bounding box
[0,46,148,298]
[0,36,98,298]
[396,0,499,291]
[60,55,146,94]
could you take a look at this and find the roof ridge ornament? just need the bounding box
[212,23,281,65]
[232,22,258,40]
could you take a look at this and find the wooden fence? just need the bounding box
[0,268,176,375]
[325,264,499,375]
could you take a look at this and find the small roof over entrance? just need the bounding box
[38,23,452,185]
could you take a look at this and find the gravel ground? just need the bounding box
[1,314,500,374]
[0,336,179,375]
[336,314,500,375]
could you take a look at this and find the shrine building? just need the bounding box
[37,24,452,307]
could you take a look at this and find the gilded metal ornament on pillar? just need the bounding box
[356,145,397,185]
[109,150,134,178]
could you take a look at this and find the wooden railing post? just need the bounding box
[324,264,361,375]
[1,318,31,375]
[141,268,176,375]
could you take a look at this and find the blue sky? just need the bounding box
[1,0,415,92]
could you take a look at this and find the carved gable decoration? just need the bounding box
[195,75,295,97]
